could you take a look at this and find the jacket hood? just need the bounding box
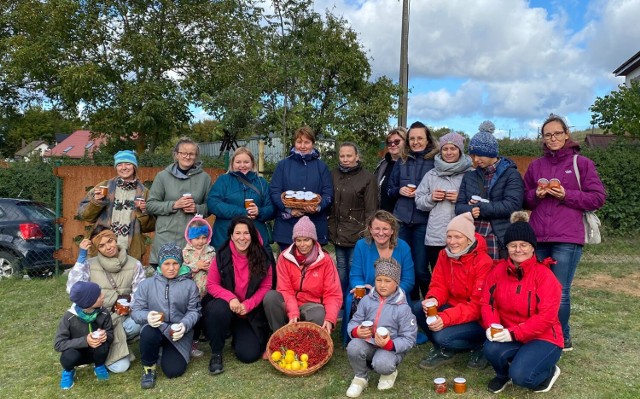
[543,140,581,158]
[155,265,192,278]
[288,147,321,163]
[167,160,204,179]
[369,282,408,306]
[184,214,213,245]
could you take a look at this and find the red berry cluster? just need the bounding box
[269,327,330,367]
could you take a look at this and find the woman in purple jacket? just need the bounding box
[523,114,606,351]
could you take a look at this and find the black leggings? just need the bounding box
[60,343,110,371]
[139,327,187,378]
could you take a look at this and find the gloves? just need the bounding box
[147,311,162,328]
[172,323,186,341]
[492,329,513,343]
[485,327,494,341]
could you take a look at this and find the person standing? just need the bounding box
[375,128,407,213]
[523,114,606,350]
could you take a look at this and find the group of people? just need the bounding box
[55,115,605,396]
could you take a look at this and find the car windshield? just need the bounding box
[17,202,55,220]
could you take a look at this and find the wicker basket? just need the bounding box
[267,322,334,377]
[281,192,322,209]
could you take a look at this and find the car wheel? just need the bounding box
[0,251,21,279]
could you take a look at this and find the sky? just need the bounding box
[305,0,640,138]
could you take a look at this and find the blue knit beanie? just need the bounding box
[70,281,102,309]
[158,242,183,265]
[114,150,138,168]
[468,121,498,158]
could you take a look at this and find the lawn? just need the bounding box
[1,251,639,399]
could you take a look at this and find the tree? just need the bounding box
[3,107,81,155]
[590,81,640,137]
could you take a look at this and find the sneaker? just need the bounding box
[94,365,109,381]
[563,338,573,352]
[60,369,75,390]
[346,376,368,398]
[418,347,455,370]
[141,366,157,389]
[534,366,561,393]
[209,353,224,375]
[416,332,429,345]
[377,370,398,390]
[467,348,488,369]
[191,341,204,358]
[487,376,511,394]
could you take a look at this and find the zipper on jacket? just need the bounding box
[165,283,171,322]
[527,291,531,318]
[373,296,386,331]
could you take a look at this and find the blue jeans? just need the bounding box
[399,222,429,300]
[412,302,484,351]
[536,242,582,340]
[334,245,354,305]
[484,339,562,390]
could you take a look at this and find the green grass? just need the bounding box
[2,260,640,399]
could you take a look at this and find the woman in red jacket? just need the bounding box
[263,216,342,334]
[481,212,563,394]
[413,212,493,370]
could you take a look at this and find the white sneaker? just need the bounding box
[377,370,398,390]
[346,376,368,398]
[535,366,561,393]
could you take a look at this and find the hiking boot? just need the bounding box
[60,369,75,390]
[563,338,573,352]
[209,353,224,375]
[94,365,109,381]
[377,370,398,390]
[346,376,368,398]
[140,365,157,389]
[467,348,488,369]
[487,376,511,394]
[418,347,455,370]
[534,366,561,393]
[191,341,204,358]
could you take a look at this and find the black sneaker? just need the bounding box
[487,376,511,394]
[209,353,224,375]
[534,366,561,393]
[418,347,455,370]
[563,338,573,352]
[467,348,488,369]
[140,366,156,389]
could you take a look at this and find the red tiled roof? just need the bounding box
[44,130,107,158]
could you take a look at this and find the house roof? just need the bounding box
[613,50,640,77]
[584,134,618,148]
[45,130,106,158]
[14,140,48,157]
[54,133,71,144]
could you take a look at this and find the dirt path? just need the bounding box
[574,272,640,297]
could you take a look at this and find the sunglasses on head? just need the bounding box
[386,139,402,147]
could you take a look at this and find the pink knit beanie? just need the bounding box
[292,216,318,241]
[447,212,476,243]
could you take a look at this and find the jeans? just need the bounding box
[484,339,562,390]
[412,302,484,351]
[536,242,582,340]
[139,326,188,378]
[123,316,141,340]
[334,245,354,306]
[399,222,429,300]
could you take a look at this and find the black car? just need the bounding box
[0,198,59,278]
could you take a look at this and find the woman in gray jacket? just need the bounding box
[131,243,201,389]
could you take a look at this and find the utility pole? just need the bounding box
[398,0,410,127]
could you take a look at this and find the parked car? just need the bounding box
[0,198,59,278]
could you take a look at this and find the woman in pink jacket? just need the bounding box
[263,216,343,334]
[481,212,563,394]
[523,114,605,350]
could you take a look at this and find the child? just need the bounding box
[182,214,215,357]
[345,257,417,398]
[54,281,114,390]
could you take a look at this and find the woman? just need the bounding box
[207,147,275,259]
[329,142,378,305]
[77,150,155,261]
[341,210,414,345]
[415,132,473,271]
[523,114,606,350]
[388,121,438,299]
[131,243,200,389]
[375,127,407,213]
[146,138,211,266]
[481,212,563,394]
[66,227,145,373]
[263,216,342,334]
[203,217,273,374]
[456,121,524,261]
[269,126,333,251]
[412,212,493,370]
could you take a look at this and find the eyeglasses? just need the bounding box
[177,151,197,158]
[506,242,532,251]
[371,227,392,234]
[542,131,566,141]
[386,139,402,147]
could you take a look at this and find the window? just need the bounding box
[62,146,74,153]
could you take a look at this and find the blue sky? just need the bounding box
[309,0,640,138]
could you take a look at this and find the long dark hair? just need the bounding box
[227,216,269,278]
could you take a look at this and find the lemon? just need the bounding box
[284,353,295,364]
[301,361,308,370]
[271,351,282,362]
[300,353,309,362]
[291,361,301,371]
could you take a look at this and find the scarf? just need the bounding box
[115,177,138,190]
[434,153,473,176]
[96,244,129,273]
[293,243,320,267]
[75,305,99,324]
[338,161,361,174]
[444,240,477,260]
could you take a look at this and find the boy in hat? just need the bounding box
[54,281,114,389]
[345,258,417,398]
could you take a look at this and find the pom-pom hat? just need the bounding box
[504,211,537,249]
[468,121,498,158]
